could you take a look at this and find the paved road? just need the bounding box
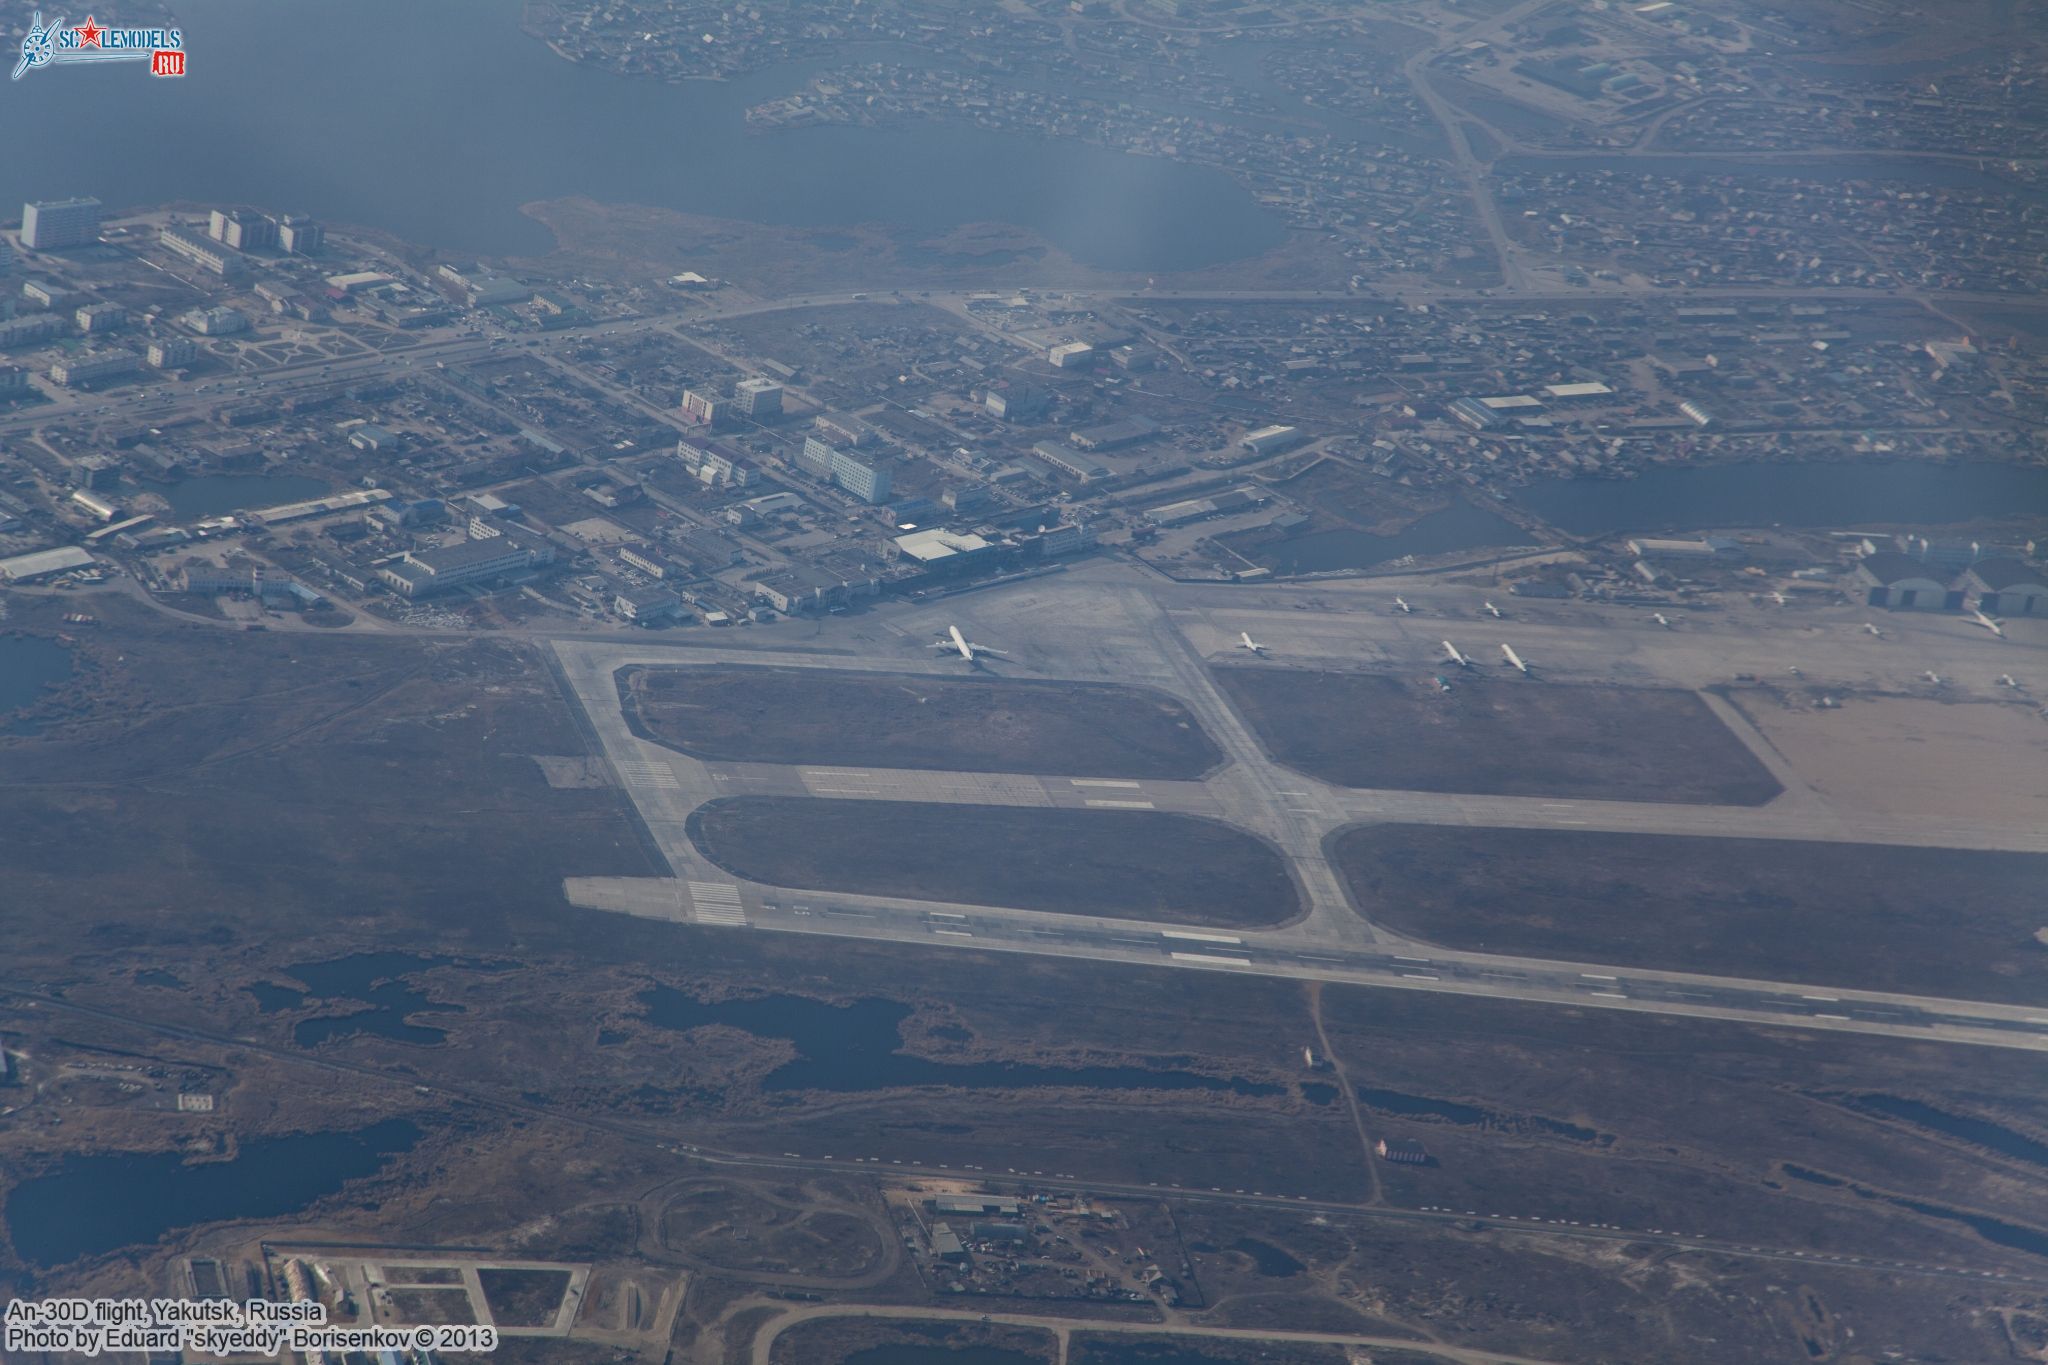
[751,1303,1565,1365]
[550,630,2048,1055]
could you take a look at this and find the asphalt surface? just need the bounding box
[552,613,2048,1055]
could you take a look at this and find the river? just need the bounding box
[0,0,1285,271]
[1516,460,2048,536]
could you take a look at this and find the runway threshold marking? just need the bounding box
[688,881,747,927]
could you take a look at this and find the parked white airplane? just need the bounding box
[1239,632,1270,656]
[1442,640,1473,669]
[1998,674,2022,689]
[1769,591,1789,606]
[1501,643,1531,675]
[1972,609,2006,639]
[934,625,1007,662]
[1652,612,1673,629]
[1923,671,1945,685]
[1864,622,1885,637]
[1393,597,1414,614]
[1482,601,1504,618]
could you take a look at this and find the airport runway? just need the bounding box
[548,580,2048,1052]
[563,874,2048,1053]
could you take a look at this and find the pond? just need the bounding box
[4,1120,419,1268]
[0,635,72,732]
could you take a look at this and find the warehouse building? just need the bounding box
[1963,559,2048,616]
[0,546,95,581]
[159,225,246,277]
[1853,553,1959,611]
[379,533,555,597]
[1375,1138,1429,1165]
[614,585,683,623]
[1240,424,1306,456]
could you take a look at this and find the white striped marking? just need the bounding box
[1171,952,1252,967]
[689,881,746,926]
[1163,931,1243,944]
[1086,799,1155,810]
[1070,779,1142,789]
[615,760,681,789]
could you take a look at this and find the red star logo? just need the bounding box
[75,16,102,47]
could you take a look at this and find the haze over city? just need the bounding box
[1,2,2046,1363]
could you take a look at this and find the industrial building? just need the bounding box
[178,563,325,607]
[1963,559,2048,616]
[1625,536,1743,560]
[1068,416,1160,452]
[894,526,997,572]
[1853,553,1961,611]
[748,564,879,614]
[378,532,556,597]
[0,546,95,582]
[20,197,102,250]
[1030,443,1110,484]
[984,384,1049,422]
[614,585,683,623]
[70,489,123,521]
[1240,424,1305,456]
[1145,487,1263,526]
[159,225,246,277]
[1375,1138,1429,1165]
